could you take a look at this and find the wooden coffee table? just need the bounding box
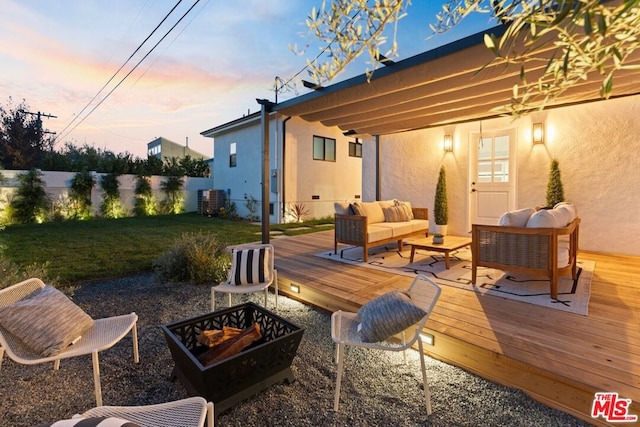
[405,235,472,269]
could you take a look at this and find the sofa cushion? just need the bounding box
[334,202,351,215]
[0,285,95,357]
[526,208,570,228]
[554,202,577,223]
[378,200,396,209]
[498,207,536,227]
[367,224,393,243]
[352,201,385,224]
[375,221,414,237]
[382,205,411,222]
[394,200,415,220]
[409,219,429,233]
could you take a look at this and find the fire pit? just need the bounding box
[161,302,304,416]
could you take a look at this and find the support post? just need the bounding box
[257,99,274,244]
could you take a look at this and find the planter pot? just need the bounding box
[432,236,444,244]
[433,224,448,236]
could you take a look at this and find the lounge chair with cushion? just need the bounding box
[0,278,139,406]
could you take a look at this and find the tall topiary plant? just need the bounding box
[546,158,565,207]
[434,165,448,229]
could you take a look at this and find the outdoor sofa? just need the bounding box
[334,200,429,262]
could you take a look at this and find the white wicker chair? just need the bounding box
[76,396,214,427]
[211,243,278,311]
[331,274,441,415]
[0,278,139,406]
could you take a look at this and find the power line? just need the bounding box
[56,0,199,144]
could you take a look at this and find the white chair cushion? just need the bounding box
[229,247,271,285]
[497,207,536,227]
[357,291,426,343]
[526,208,570,228]
[554,202,577,223]
[0,285,94,357]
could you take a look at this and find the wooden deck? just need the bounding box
[270,230,640,426]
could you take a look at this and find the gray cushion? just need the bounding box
[0,285,94,357]
[357,291,426,343]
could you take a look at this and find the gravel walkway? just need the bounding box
[0,274,591,426]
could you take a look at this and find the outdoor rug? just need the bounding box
[316,244,594,316]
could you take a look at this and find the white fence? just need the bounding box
[0,170,214,215]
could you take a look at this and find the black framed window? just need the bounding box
[313,136,336,161]
[229,142,237,167]
[349,140,362,158]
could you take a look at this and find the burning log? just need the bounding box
[197,323,262,367]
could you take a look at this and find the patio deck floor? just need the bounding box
[270,230,640,426]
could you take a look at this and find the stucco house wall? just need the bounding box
[206,115,362,223]
[362,95,640,256]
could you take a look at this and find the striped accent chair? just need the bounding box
[211,244,277,311]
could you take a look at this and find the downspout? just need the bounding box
[281,116,291,220]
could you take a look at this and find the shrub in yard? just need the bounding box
[10,168,50,224]
[153,232,231,285]
[0,256,56,290]
[133,175,157,216]
[100,172,126,218]
[70,168,95,219]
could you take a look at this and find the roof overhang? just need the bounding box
[275,23,640,136]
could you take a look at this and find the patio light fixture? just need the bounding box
[443,134,453,152]
[532,123,545,144]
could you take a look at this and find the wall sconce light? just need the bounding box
[443,134,453,152]
[532,123,545,144]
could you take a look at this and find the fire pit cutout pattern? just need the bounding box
[162,302,304,416]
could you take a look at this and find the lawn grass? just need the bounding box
[1,213,333,284]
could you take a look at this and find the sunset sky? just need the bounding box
[0,1,493,158]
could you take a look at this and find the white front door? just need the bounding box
[469,128,517,226]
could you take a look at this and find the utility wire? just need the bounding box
[56,0,197,144]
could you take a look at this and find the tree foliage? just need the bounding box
[0,98,54,169]
[300,0,640,116]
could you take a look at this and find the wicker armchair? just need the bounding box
[471,217,580,299]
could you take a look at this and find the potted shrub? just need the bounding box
[433,165,448,235]
[432,233,444,244]
[546,158,565,207]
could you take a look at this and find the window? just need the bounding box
[349,140,362,158]
[229,142,237,167]
[313,136,336,161]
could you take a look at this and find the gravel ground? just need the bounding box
[0,274,592,427]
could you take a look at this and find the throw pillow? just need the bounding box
[357,291,426,343]
[382,206,410,222]
[349,202,364,216]
[32,417,141,427]
[0,285,95,357]
[229,247,271,285]
[394,200,415,220]
[334,202,351,215]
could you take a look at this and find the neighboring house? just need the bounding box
[147,137,208,161]
[271,24,640,257]
[200,113,362,223]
